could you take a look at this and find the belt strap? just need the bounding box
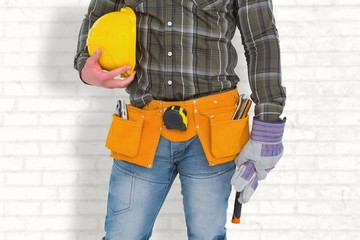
[142,89,239,142]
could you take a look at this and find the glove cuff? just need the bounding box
[250,117,286,143]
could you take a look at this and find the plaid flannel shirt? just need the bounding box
[74,0,286,121]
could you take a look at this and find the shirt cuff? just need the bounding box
[254,102,285,122]
[74,50,91,85]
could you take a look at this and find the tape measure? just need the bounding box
[163,106,188,131]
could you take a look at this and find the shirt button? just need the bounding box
[167,21,172,27]
[168,51,173,57]
[167,80,172,85]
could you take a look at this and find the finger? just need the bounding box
[230,168,241,185]
[102,71,136,88]
[232,162,256,192]
[102,65,132,80]
[231,164,246,185]
[239,162,256,182]
[88,48,102,64]
[239,176,258,204]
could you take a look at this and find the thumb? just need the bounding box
[88,48,102,64]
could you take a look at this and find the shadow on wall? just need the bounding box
[40,6,115,239]
[40,6,185,240]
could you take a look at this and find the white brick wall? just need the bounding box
[1,0,359,239]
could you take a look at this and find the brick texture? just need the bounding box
[1,0,360,239]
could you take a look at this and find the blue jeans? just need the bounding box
[103,136,235,240]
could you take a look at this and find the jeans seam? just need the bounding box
[113,159,171,184]
[108,166,135,216]
[113,159,136,177]
[145,166,178,239]
[180,163,235,179]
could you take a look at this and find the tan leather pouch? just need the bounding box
[105,105,162,168]
[195,97,250,166]
[105,88,250,168]
[105,114,143,158]
[210,115,249,159]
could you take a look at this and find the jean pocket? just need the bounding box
[210,115,249,159]
[107,160,135,215]
[105,114,144,158]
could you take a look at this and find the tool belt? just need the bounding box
[105,88,250,168]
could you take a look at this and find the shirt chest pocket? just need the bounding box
[124,0,146,13]
[124,0,168,17]
[193,0,227,12]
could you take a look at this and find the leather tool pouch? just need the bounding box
[196,105,250,166]
[105,105,162,168]
[105,89,250,168]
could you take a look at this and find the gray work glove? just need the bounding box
[231,117,286,203]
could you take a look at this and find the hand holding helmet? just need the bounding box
[81,7,137,88]
[81,48,136,88]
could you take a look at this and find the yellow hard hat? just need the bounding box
[87,7,136,75]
